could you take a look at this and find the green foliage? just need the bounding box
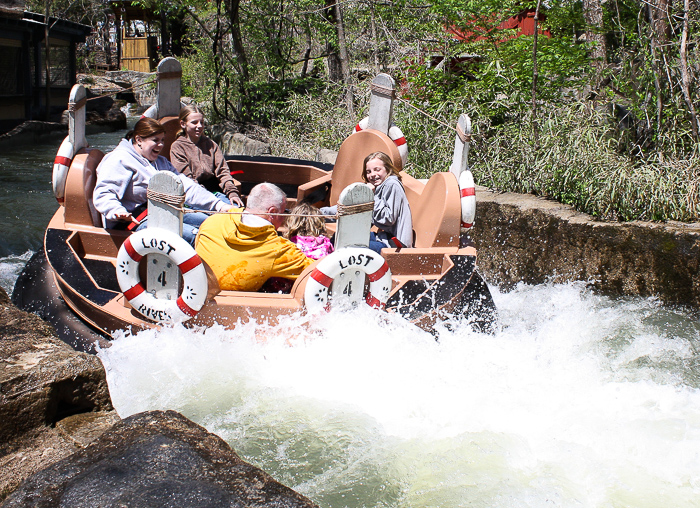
[476,103,700,221]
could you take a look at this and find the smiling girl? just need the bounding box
[170,105,243,207]
[93,117,234,246]
[362,151,413,253]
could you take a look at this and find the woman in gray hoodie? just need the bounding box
[93,117,234,246]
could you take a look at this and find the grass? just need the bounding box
[269,84,700,223]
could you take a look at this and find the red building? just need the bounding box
[428,8,551,76]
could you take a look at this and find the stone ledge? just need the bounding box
[470,186,700,307]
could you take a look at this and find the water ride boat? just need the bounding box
[12,58,496,353]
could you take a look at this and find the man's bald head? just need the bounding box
[246,182,287,228]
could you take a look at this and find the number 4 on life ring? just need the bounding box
[304,247,392,314]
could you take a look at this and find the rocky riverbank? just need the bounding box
[0,287,318,507]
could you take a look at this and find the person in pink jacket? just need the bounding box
[284,202,334,260]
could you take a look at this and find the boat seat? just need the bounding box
[297,129,402,207]
[402,171,461,248]
[64,148,105,228]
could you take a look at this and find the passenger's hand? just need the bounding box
[114,212,133,222]
[367,183,376,192]
[230,196,244,207]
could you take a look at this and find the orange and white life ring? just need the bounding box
[353,116,408,166]
[459,169,476,229]
[116,228,208,323]
[52,136,74,205]
[304,247,392,313]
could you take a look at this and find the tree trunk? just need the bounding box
[44,0,51,121]
[649,0,670,44]
[226,0,249,82]
[103,10,112,68]
[300,18,312,77]
[680,0,699,140]
[334,0,355,118]
[582,0,606,71]
[370,1,380,73]
[323,0,342,82]
[531,0,541,146]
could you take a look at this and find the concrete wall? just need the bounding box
[470,187,700,308]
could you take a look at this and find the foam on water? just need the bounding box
[99,282,700,508]
[0,250,33,295]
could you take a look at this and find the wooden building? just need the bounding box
[109,0,160,73]
[0,6,91,132]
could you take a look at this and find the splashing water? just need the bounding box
[99,281,700,508]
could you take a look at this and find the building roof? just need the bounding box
[0,9,92,40]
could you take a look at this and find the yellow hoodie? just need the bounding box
[195,212,312,292]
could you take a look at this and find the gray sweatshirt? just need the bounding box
[373,175,413,248]
[93,138,226,228]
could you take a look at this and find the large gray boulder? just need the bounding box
[1,410,319,508]
[0,287,117,499]
[219,132,271,157]
[471,187,700,306]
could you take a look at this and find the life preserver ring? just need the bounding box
[304,247,392,313]
[116,228,208,323]
[140,104,157,119]
[52,136,74,205]
[459,169,476,229]
[353,116,408,166]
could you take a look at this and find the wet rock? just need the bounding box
[0,287,117,499]
[103,70,156,108]
[219,132,271,157]
[1,410,319,508]
[0,121,66,148]
[316,149,337,164]
[471,187,700,306]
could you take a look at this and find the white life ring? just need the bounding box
[116,228,208,323]
[353,116,408,167]
[304,247,392,313]
[52,136,74,205]
[141,101,186,119]
[459,169,476,229]
[140,104,157,119]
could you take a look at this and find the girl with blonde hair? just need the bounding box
[170,104,244,207]
[284,202,334,260]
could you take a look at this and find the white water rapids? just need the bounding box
[97,281,700,508]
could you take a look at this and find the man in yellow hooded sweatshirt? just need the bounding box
[195,182,313,291]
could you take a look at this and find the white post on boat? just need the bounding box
[449,113,471,181]
[68,84,88,152]
[367,73,395,134]
[332,182,374,303]
[146,172,184,299]
[156,57,182,118]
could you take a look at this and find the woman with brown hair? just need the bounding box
[169,105,244,207]
[93,117,235,246]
